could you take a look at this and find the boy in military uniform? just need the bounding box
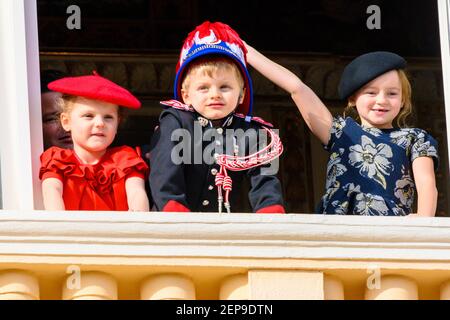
[149,21,285,213]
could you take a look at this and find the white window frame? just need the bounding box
[0,0,43,210]
[0,0,449,211]
[438,0,450,211]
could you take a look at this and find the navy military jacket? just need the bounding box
[149,103,285,213]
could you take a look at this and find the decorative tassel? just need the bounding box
[214,127,283,213]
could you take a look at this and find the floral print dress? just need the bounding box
[317,116,439,215]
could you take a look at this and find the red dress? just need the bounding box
[39,146,149,211]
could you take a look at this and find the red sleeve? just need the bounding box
[39,147,67,181]
[126,171,145,180]
[162,200,191,212]
[41,171,63,182]
[256,204,286,214]
[107,146,149,181]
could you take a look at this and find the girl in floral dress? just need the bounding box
[245,46,439,216]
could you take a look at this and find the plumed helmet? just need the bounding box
[174,21,253,120]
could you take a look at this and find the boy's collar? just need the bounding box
[159,100,238,128]
[197,113,234,128]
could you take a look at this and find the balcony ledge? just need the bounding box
[0,211,449,263]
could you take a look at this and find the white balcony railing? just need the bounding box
[0,211,448,300]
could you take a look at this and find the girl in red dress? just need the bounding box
[39,72,149,211]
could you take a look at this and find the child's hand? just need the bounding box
[242,40,251,55]
[407,213,434,218]
[407,213,433,217]
[407,213,419,217]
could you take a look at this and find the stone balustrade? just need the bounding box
[0,211,449,300]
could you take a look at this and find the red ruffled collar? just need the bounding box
[40,146,148,194]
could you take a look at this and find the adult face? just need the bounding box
[41,91,73,149]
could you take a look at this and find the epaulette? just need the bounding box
[160,99,195,112]
[234,113,274,128]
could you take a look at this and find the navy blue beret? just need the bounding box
[338,51,407,100]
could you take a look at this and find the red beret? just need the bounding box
[47,71,141,109]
